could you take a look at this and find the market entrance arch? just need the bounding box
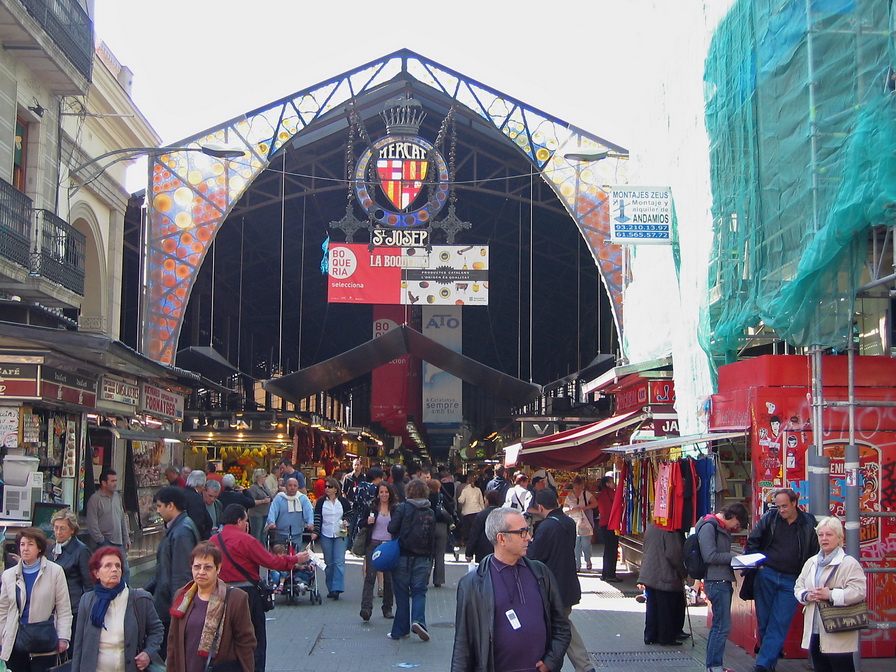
[140,50,628,368]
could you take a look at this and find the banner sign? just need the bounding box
[422,306,462,425]
[40,367,98,407]
[371,307,421,436]
[0,364,39,398]
[608,186,672,244]
[327,244,488,305]
[140,383,184,420]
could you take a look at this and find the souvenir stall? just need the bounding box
[710,354,896,658]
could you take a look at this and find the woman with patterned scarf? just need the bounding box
[166,542,255,672]
[71,546,163,672]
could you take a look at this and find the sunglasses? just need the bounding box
[325,484,336,489]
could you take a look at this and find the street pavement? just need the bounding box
[136,548,892,672]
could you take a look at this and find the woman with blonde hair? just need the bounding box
[794,516,866,672]
[248,468,274,542]
[49,509,93,639]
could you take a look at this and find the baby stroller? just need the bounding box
[268,526,322,605]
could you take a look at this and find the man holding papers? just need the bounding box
[745,488,819,672]
[697,502,749,672]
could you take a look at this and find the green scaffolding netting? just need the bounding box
[701,0,896,365]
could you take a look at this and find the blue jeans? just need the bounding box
[705,580,733,669]
[754,567,798,670]
[390,555,431,638]
[320,535,347,593]
[574,535,592,567]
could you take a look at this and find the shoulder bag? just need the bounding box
[817,564,869,633]
[215,533,276,612]
[13,585,58,654]
[204,589,243,672]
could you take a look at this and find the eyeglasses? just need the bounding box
[500,527,531,539]
[325,484,336,489]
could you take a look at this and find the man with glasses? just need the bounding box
[745,488,819,672]
[451,507,570,672]
[213,504,309,672]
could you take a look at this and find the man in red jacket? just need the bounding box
[212,503,309,672]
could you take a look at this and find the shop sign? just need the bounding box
[141,383,184,420]
[521,421,558,439]
[615,381,648,414]
[40,367,97,407]
[100,377,140,406]
[0,364,39,397]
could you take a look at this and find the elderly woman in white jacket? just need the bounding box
[0,527,72,672]
[794,516,866,672]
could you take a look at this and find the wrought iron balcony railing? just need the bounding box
[19,0,93,81]
[31,209,85,295]
[0,177,33,269]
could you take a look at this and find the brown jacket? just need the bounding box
[165,581,256,672]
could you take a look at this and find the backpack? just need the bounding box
[683,518,710,579]
[400,503,436,556]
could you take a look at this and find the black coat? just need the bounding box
[527,508,581,609]
[144,512,199,623]
[182,486,213,540]
[49,537,93,616]
[465,506,498,562]
[219,487,256,512]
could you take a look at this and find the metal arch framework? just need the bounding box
[142,49,628,365]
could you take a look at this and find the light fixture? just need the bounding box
[27,103,44,118]
[68,143,247,196]
[564,150,629,162]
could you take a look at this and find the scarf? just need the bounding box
[169,579,228,657]
[91,580,126,629]
[280,492,303,513]
[814,547,838,586]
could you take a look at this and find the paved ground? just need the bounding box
[137,548,893,672]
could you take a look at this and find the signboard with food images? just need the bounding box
[327,243,488,305]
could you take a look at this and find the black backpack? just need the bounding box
[683,518,709,579]
[400,503,436,556]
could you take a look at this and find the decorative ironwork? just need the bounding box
[431,105,471,244]
[31,209,85,295]
[141,49,627,364]
[0,177,32,268]
[18,0,94,81]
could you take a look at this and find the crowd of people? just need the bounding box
[0,460,868,672]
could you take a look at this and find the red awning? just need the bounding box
[507,410,649,470]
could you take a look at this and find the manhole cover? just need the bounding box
[589,651,700,668]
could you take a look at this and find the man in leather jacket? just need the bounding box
[744,488,819,672]
[451,507,571,672]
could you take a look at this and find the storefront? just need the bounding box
[710,354,896,658]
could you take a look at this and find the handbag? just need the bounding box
[351,525,369,557]
[371,538,401,571]
[817,564,869,633]
[204,589,244,672]
[13,586,58,654]
[215,532,276,612]
[739,568,757,601]
[47,654,71,672]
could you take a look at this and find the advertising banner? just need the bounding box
[327,244,488,305]
[370,307,421,436]
[422,306,462,425]
[608,186,672,244]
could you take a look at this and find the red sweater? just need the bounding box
[211,524,297,582]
